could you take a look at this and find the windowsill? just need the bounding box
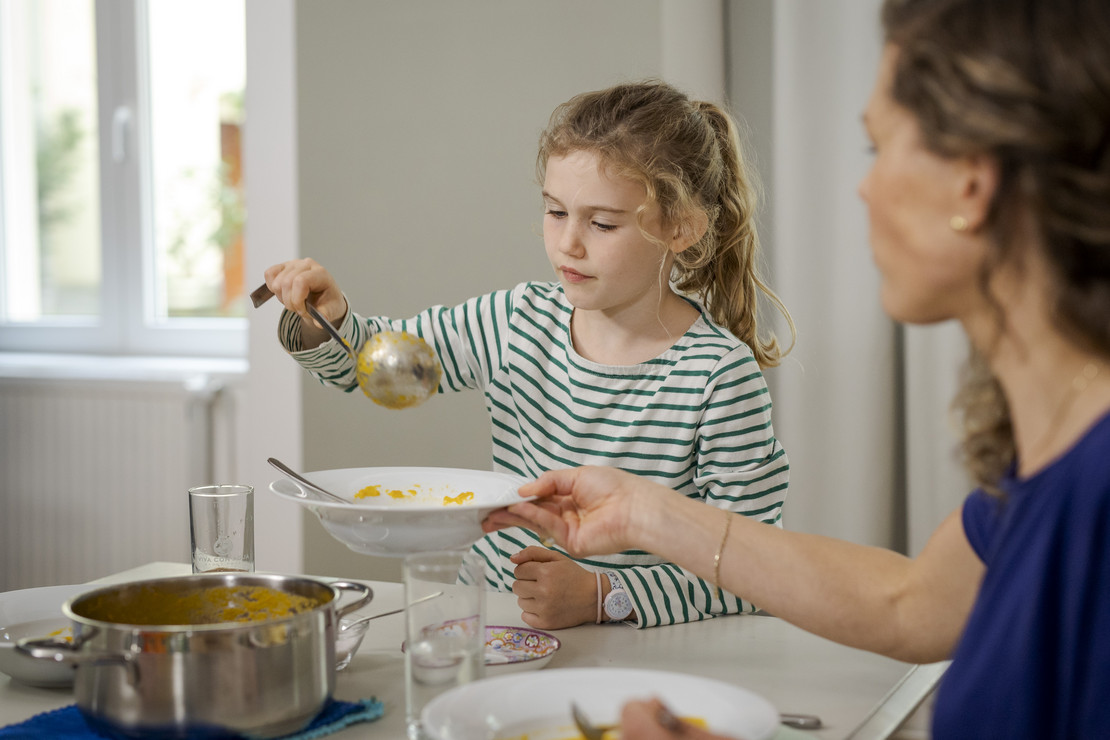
[0,352,248,383]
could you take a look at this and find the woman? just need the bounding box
[484,0,1110,736]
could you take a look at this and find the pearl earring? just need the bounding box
[950,215,969,232]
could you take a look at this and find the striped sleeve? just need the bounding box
[606,345,788,628]
[276,287,523,394]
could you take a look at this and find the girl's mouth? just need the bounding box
[560,267,590,283]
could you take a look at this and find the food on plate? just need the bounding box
[75,584,322,626]
[443,491,474,505]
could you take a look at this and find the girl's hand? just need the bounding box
[509,547,598,629]
[263,258,348,332]
[621,698,739,740]
[483,466,668,559]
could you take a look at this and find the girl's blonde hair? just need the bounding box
[536,80,795,369]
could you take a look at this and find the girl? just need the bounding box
[264,80,794,629]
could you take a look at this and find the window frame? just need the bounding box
[0,0,246,358]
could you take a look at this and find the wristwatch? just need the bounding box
[602,571,634,621]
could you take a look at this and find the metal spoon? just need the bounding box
[339,591,443,632]
[251,283,442,409]
[267,457,349,505]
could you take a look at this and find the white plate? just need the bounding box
[421,667,779,740]
[270,466,531,557]
[0,583,85,687]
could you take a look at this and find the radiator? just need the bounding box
[0,375,223,591]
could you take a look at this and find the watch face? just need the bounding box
[604,589,633,621]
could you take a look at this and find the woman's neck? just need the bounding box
[967,264,1110,476]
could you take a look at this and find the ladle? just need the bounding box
[267,457,349,505]
[250,283,441,409]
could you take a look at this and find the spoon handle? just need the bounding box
[267,457,350,505]
[342,591,444,630]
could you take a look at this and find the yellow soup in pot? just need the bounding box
[75,585,322,626]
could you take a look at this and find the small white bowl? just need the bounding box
[335,616,371,671]
[0,583,85,687]
[269,466,530,557]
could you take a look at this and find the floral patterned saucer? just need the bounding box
[485,625,560,673]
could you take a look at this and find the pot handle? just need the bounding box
[330,581,374,619]
[17,633,140,685]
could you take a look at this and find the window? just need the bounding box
[0,0,246,357]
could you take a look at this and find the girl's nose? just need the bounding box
[558,221,585,256]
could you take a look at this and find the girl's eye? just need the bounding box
[545,209,567,219]
[593,222,617,232]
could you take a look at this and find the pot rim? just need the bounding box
[62,573,362,633]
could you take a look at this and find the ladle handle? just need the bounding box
[250,282,274,308]
[305,302,358,360]
[250,282,355,360]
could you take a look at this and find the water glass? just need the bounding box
[188,484,255,574]
[404,550,485,740]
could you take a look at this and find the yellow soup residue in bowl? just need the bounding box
[355,483,475,506]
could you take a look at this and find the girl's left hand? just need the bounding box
[510,547,599,629]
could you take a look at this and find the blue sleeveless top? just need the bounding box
[931,412,1110,738]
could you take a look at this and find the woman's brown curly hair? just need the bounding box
[882,0,1110,491]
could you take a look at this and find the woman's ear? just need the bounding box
[956,153,1001,232]
[671,210,710,254]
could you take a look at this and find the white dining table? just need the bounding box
[0,562,946,739]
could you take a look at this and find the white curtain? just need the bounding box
[724,0,972,553]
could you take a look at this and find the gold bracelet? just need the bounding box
[713,511,733,595]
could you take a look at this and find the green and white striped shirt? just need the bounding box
[279,281,788,628]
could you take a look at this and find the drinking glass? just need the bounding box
[404,550,485,740]
[188,484,255,573]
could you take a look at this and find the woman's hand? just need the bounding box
[621,699,739,739]
[509,547,599,629]
[483,466,670,558]
[263,259,348,342]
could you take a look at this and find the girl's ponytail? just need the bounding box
[673,102,795,368]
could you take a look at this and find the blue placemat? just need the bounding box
[0,697,384,739]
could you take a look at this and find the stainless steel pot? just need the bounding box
[18,574,372,739]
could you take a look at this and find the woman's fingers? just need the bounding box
[621,699,735,740]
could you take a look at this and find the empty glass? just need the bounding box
[188,484,255,573]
